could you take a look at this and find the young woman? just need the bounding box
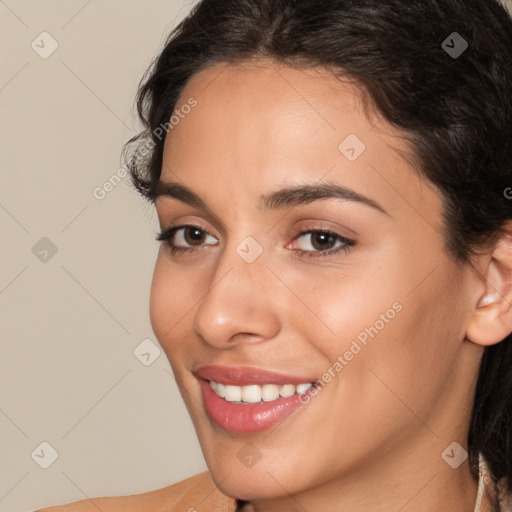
[39,0,512,510]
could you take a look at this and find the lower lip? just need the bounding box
[199,379,309,433]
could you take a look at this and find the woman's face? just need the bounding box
[150,61,481,501]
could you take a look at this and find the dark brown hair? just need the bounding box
[124,0,512,497]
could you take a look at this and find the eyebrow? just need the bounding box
[152,180,390,217]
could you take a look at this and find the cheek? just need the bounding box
[344,267,465,423]
[292,254,459,404]
[149,260,171,345]
[149,257,194,358]
[281,261,406,360]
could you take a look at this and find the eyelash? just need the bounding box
[156,224,356,259]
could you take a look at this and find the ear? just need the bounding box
[466,221,512,347]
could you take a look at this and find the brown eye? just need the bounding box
[289,229,356,259]
[156,225,218,254]
[310,232,337,251]
[183,227,207,246]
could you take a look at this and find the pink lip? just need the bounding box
[198,378,312,433]
[193,365,318,433]
[193,364,316,386]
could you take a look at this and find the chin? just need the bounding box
[206,451,314,502]
[214,472,294,502]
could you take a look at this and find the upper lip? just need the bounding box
[193,364,317,386]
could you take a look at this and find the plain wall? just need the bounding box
[0,2,205,511]
[1,1,512,511]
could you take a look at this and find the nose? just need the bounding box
[192,244,281,350]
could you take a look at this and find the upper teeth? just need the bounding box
[210,380,314,403]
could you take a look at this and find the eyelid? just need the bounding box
[156,224,218,244]
[156,222,356,260]
[155,205,230,238]
[287,225,355,253]
[290,221,355,242]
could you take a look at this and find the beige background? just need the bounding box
[0,2,206,511]
[2,1,512,511]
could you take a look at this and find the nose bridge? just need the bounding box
[192,234,280,348]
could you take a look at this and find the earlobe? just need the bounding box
[465,223,512,347]
[467,292,512,346]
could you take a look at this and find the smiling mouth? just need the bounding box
[208,380,317,404]
[195,366,321,433]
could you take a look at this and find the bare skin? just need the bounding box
[36,471,236,511]
[146,59,512,512]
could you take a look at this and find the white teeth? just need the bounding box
[209,380,314,403]
[279,383,295,398]
[224,385,242,402]
[262,384,280,401]
[241,385,262,403]
[296,383,313,393]
[216,382,225,398]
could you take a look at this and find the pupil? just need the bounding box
[313,232,333,250]
[187,228,204,244]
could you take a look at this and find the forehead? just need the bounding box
[171,59,372,142]
[160,59,440,223]
[165,60,401,167]
[186,59,363,107]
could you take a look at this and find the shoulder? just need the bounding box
[35,471,238,512]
